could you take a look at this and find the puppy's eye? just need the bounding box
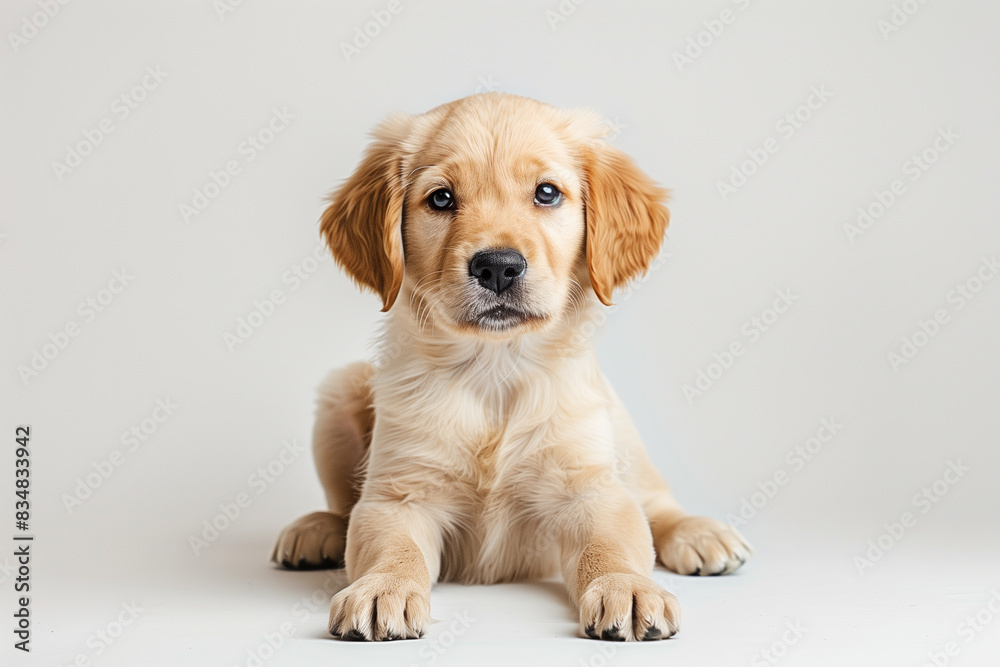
[534,182,562,206]
[428,188,455,211]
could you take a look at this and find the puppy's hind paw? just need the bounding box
[656,515,752,576]
[271,511,346,570]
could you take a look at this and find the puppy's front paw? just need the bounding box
[579,573,680,641]
[329,573,430,641]
[656,515,751,576]
[271,511,346,569]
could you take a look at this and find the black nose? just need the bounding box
[468,249,527,295]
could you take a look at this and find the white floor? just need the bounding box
[30,519,1000,667]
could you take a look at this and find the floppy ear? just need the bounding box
[582,142,670,306]
[321,114,412,312]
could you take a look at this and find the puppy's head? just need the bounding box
[321,94,669,339]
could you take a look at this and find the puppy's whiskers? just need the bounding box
[418,286,457,335]
[408,271,450,333]
[409,270,445,307]
[566,278,589,327]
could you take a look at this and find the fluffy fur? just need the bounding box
[272,93,751,642]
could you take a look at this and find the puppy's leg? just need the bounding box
[561,485,681,642]
[328,499,440,641]
[609,392,752,576]
[272,362,373,569]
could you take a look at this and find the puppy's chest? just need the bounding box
[432,386,554,503]
[466,428,528,497]
[385,352,607,501]
[445,428,557,582]
[394,360,608,582]
[423,369,603,496]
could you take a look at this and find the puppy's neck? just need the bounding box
[374,290,600,383]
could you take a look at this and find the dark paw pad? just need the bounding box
[585,625,599,639]
[601,626,624,641]
[642,626,663,641]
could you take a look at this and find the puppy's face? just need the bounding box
[402,111,586,337]
[322,94,669,340]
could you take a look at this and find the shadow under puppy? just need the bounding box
[273,92,751,642]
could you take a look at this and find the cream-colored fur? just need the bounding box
[272,93,751,642]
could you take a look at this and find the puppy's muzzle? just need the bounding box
[468,249,527,295]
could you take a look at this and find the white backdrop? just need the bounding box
[2,1,999,666]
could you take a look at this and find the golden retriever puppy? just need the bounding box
[272,93,751,642]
